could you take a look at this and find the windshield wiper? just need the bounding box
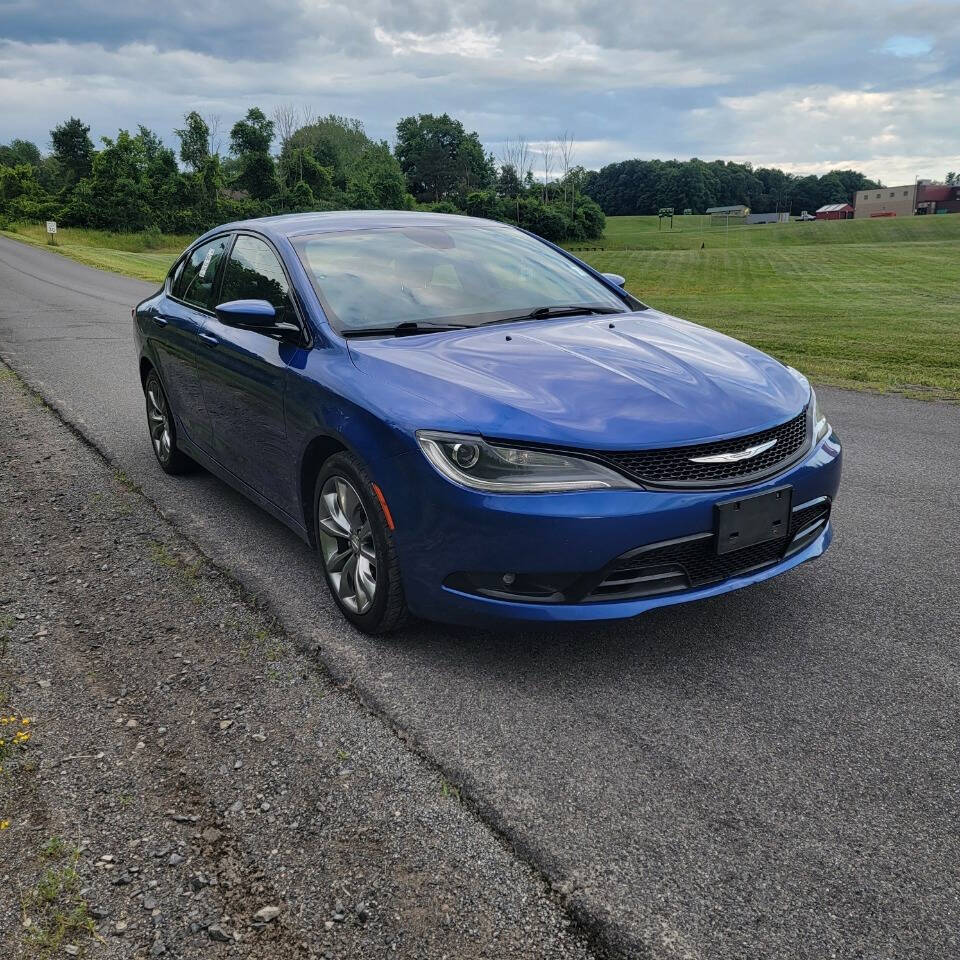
[343,306,625,338]
[483,304,626,326]
[342,321,471,338]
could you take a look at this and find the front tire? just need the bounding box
[315,453,408,635]
[143,370,192,475]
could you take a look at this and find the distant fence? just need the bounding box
[710,213,747,227]
[745,212,790,225]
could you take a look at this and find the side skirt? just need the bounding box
[177,430,312,547]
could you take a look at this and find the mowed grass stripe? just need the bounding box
[580,235,960,398]
[574,211,960,252]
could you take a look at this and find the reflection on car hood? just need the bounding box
[347,310,810,449]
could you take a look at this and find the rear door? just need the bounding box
[193,233,305,513]
[150,235,230,451]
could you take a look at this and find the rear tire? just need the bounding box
[315,452,408,635]
[143,370,192,475]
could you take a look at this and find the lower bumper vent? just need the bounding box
[585,498,830,602]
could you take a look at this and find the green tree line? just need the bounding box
[0,110,605,243]
[582,158,881,216]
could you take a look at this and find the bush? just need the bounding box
[428,201,461,215]
[0,164,59,225]
[462,190,500,220]
[141,224,163,249]
[515,198,567,242]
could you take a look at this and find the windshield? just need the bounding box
[292,223,628,334]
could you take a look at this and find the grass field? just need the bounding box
[568,210,960,252]
[572,214,960,400]
[4,214,959,399]
[1,223,191,282]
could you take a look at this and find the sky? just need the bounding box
[1,0,959,185]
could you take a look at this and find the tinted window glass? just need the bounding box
[293,224,625,333]
[219,235,293,324]
[174,236,230,310]
[168,256,185,292]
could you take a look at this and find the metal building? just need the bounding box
[854,185,916,218]
[706,204,750,226]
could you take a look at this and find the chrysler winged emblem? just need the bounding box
[689,438,777,464]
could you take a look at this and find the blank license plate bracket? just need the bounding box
[714,485,792,556]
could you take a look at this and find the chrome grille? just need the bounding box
[595,408,809,487]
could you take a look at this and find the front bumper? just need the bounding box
[382,431,842,626]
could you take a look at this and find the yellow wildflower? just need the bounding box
[0,820,9,831]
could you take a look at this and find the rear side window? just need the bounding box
[219,235,294,325]
[173,236,230,310]
[168,256,185,293]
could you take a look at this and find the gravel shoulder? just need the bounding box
[0,360,594,960]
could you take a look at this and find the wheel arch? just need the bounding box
[139,356,156,388]
[299,433,349,548]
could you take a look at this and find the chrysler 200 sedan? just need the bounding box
[133,211,841,634]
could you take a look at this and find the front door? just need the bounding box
[194,234,302,513]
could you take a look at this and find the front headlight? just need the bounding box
[810,388,830,443]
[416,431,638,493]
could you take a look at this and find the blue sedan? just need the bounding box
[133,211,841,634]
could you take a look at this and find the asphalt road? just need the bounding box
[2,234,958,959]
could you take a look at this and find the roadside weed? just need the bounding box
[440,778,461,801]
[40,835,67,859]
[0,712,33,773]
[149,542,179,568]
[150,541,205,582]
[113,468,142,494]
[22,840,95,957]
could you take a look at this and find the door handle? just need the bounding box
[198,331,219,346]
[154,314,170,326]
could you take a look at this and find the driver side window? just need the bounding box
[219,235,294,326]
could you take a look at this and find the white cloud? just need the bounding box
[374,26,501,59]
[689,82,960,183]
[0,0,959,182]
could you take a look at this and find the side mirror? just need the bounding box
[602,272,626,289]
[215,299,276,328]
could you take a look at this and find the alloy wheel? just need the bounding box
[146,382,172,463]
[317,475,378,614]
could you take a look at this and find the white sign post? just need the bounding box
[46,221,57,245]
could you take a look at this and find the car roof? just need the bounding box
[207,210,510,243]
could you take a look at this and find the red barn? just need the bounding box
[816,203,854,220]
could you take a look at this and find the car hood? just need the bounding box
[347,310,810,449]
